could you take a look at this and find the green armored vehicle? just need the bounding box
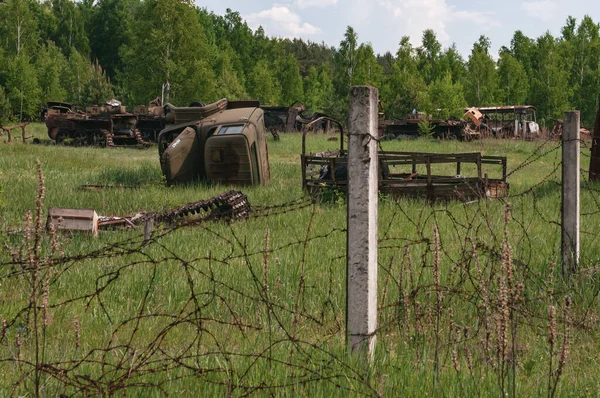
[158,99,270,186]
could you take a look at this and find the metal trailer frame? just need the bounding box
[301,127,508,201]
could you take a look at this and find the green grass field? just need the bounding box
[1,124,599,397]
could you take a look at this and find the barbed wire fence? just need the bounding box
[1,133,599,397]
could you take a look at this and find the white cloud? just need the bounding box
[376,0,499,46]
[246,6,322,36]
[521,0,560,22]
[453,10,500,28]
[296,0,338,9]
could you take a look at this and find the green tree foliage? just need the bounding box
[417,29,443,84]
[120,0,215,105]
[530,33,571,120]
[61,49,92,105]
[282,38,335,76]
[39,0,90,57]
[465,35,497,106]
[0,0,39,56]
[37,41,67,104]
[377,51,395,76]
[89,0,135,80]
[212,9,256,80]
[352,43,383,88]
[497,49,529,105]
[276,53,304,105]
[0,86,12,124]
[381,36,429,118]
[2,2,600,127]
[304,64,334,114]
[82,60,114,105]
[509,30,536,78]
[428,72,467,119]
[560,16,600,126]
[333,26,358,100]
[5,52,41,120]
[213,46,247,100]
[438,44,467,84]
[247,60,281,105]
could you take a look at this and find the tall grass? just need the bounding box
[0,125,599,396]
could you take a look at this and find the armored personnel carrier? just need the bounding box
[45,100,147,147]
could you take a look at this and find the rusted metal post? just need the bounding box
[346,86,378,361]
[589,103,600,182]
[562,111,580,275]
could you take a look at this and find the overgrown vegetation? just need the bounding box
[0,128,599,396]
[0,1,599,126]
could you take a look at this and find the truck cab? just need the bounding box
[158,99,270,186]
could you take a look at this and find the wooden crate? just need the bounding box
[47,208,99,237]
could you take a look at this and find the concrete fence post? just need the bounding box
[346,86,379,360]
[144,218,154,242]
[562,111,580,275]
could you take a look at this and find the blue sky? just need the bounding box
[196,0,600,59]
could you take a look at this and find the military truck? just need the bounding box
[158,99,270,186]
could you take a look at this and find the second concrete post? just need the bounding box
[346,86,379,360]
[562,111,580,275]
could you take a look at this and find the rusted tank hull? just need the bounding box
[45,106,145,147]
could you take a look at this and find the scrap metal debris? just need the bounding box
[153,190,250,224]
[97,190,250,230]
[550,118,591,139]
[80,184,141,190]
[1,122,31,143]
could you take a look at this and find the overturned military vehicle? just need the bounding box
[158,99,270,186]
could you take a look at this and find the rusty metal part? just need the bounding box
[97,191,250,230]
[0,122,31,143]
[261,101,306,133]
[590,103,600,182]
[134,98,167,142]
[473,105,537,112]
[550,118,591,141]
[98,216,138,229]
[154,190,250,224]
[80,184,141,190]
[301,117,345,156]
[464,107,483,127]
[378,117,466,140]
[261,101,343,137]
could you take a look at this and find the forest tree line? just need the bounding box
[1,0,599,127]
